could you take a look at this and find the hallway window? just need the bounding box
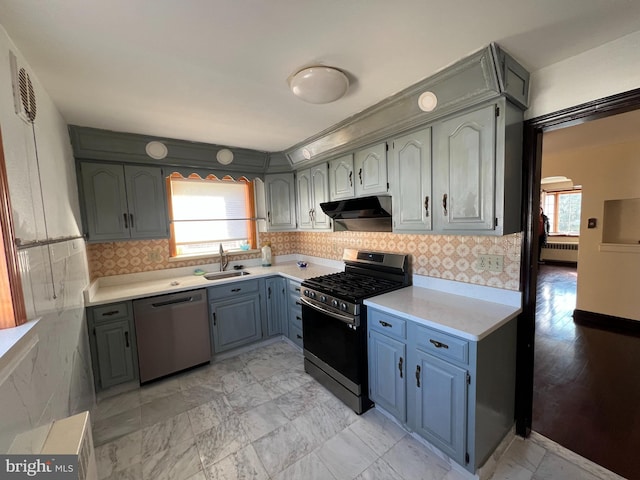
[543,190,582,235]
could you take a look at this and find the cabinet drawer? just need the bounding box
[288,279,302,295]
[91,301,131,323]
[289,305,303,328]
[208,279,259,298]
[413,324,469,365]
[289,323,303,348]
[289,291,302,310]
[369,309,406,340]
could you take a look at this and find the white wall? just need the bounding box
[543,140,640,321]
[527,30,640,120]
[0,25,94,452]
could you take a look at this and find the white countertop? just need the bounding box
[85,260,341,306]
[85,255,522,342]
[364,286,521,341]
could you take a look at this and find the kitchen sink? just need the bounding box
[204,270,251,280]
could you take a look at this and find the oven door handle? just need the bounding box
[299,297,357,327]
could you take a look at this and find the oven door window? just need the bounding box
[302,304,365,386]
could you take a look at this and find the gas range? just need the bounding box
[302,271,407,318]
[301,248,411,414]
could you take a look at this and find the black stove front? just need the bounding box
[301,249,410,414]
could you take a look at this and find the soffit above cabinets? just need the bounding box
[286,44,529,167]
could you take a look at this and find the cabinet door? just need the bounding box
[354,143,388,197]
[368,330,406,422]
[211,294,262,353]
[410,350,467,464]
[80,162,129,241]
[94,319,136,389]
[329,154,355,200]
[390,128,432,232]
[124,165,169,239]
[265,277,286,337]
[265,173,297,231]
[296,169,313,229]
[433,104,496,231]
[310,164,331,229]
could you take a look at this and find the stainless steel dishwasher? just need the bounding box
[133,289,210,383]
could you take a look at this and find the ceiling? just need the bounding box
[2,0,640,153]
[542,108,640,156]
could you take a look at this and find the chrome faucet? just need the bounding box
[219,244,229,271]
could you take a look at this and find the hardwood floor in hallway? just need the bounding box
[533,264,640,480]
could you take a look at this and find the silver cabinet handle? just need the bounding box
[123,213,129,229]
[398,356,403,378]
[443,193,448,216]
[267,211,271,223]
[379,320,392,328]
[424,196,429,217]
[358,168,363,185]
[231,288,241,293]
[129,213,134,228]
[349,171,353,187]
[415,365,421,387]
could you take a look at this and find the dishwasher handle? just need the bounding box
[152,295,197,308]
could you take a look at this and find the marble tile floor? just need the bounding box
[93,339,624,480]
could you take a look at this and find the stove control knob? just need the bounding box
[303,289,310,297]
[340,302,348,311]
[309,291,316,299]
[332,299,339,308]
[320,295,327,303]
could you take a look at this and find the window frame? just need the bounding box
[166,173,257,258]
[543,189,582,235]
[0,127,27,330]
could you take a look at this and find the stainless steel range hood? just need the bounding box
[320,195,392,232]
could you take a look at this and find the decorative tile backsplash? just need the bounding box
[87,231,521,291]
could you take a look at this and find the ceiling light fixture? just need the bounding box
[289,66,349,104]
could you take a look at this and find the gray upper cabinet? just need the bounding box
[432,98,522,235]
[264,173,297,231]
[80,162,168,242]
[354,143,388,197]
[296,164,330,230]
[390,127,432,233]
[329,154,355,200]
[433,104,496,232]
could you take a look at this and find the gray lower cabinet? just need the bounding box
[87,301,138,390]
[209,280,262,353]
[368,307,516,473]
[79,161,168,242]
[287,279,303,347]
[368,329,406,421]
[409,348,467,464]
[265,276,287,337]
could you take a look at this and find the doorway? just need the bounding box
[517,88,640,479]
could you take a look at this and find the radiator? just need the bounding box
[40,411,98,480]
[542,242,578,251]
[541,242,579,262]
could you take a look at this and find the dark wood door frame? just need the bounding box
[515,87,640,436]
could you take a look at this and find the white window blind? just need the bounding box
[169,177,254,256]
